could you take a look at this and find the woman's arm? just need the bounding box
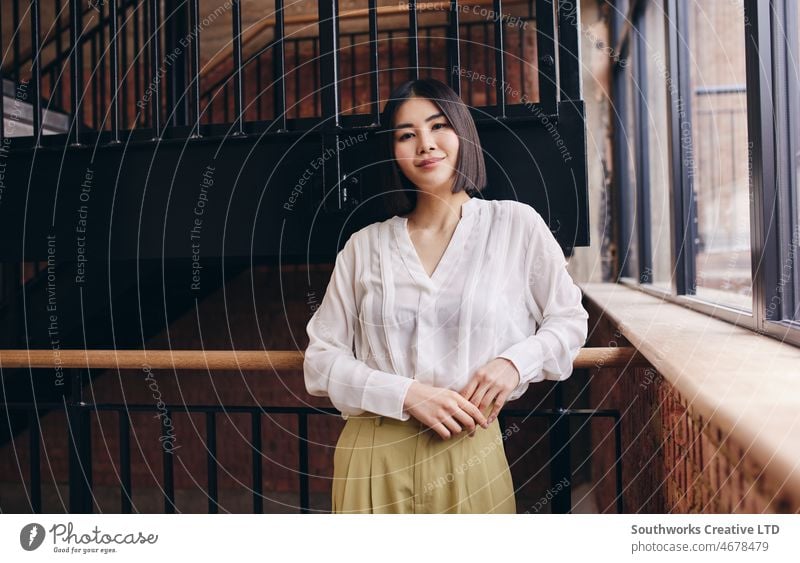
[496,208,589,402]
[303,234,416,421]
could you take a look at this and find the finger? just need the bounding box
[479,387,501,412]
[458,396,489,428]
[441,415,462,436]
[451,408,477,434]
[459,378,479,399]
[488,391,509,423]
[430,421,451,440]
[469,383,491,408]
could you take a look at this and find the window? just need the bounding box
[612,0,800,346]
[686,0,751,310]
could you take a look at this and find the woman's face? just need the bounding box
[392,97,460,195]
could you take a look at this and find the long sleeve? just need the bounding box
[303,233,416,421]
[497,209,589,401]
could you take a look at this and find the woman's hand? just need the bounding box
[403,381,489,440]
[459,358,521,425]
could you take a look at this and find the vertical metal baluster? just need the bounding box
[162,408,175,513]
[493,0,506,117]
[158,0,165,122]
[557,0,581,101]
[0,3,4,142]
[550,381,572,514]
[190,0,201,135]
[30,0,42,146]
[12,0,20,82]
[349,34,356,114]
[55,0,64,108]
[614,413,624,513]
[368,0,379,124]
[110,0,120,142]
[144,0,151,126]
[388,30,394,92]
[206,411,218,513]
[231,0,244,135]
[466,25,472,103]
[318,0,343,211]
[293,41,300,118]
[223,83,229,122]
[91,34,98,129]
[28,409,41,513]
[483,24,490,104]
[255,54,262,119]
[519,24,525,99]
[49,66,56,108]
[313,40,319,115]
[535,0,557,115]
[425,28,431,75]
[119,411,132,513]
[120,2,128,130]
[273,0,286,131]
[298,413,309,514]
[69,0,82,145]
[251,412,263,513]
[133,0,141,126]
[149,0,161,137]
[408,0,418,80]
[99,0,107,132]
[67,369,93,513]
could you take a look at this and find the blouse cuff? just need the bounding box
[497,337,545,387]
[363,370,416,422]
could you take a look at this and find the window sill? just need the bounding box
[580,282,800,505]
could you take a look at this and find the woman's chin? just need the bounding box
[408,172,456,192]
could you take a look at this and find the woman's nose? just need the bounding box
[416,130,436,153]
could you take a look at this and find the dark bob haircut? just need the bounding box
[379,78,487,216]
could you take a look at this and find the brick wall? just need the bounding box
[585,299,798,514]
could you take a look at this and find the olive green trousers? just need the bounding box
[331,405,517,514]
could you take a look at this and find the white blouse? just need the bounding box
[303,197,589,421]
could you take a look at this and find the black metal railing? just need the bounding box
[0,0,575,146]
[0,348,636,514]
[201,13,539,125]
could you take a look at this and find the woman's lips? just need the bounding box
[416,157,444,169]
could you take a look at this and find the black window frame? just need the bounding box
[611,0,800,347]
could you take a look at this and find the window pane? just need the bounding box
[794,3,800,321]
[687,0,752,310]
[644,0,673,290]
[623,48,640,279]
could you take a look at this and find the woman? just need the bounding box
[303,78,589,513]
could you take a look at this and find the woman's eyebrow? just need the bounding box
[394,112,445,130]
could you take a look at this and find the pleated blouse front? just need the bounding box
[303,196,589,421]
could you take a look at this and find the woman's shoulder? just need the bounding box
[339,217,393,256]
[481,198,545,236]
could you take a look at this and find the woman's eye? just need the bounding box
[396,123,447,141]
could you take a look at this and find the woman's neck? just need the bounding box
[404,191,472,232]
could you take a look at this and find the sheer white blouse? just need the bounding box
[303,197,589,421]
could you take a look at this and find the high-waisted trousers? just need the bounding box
[331,404,517,514]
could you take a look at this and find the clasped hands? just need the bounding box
[402,358,520,440]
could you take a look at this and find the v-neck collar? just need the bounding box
[392,197,481,290]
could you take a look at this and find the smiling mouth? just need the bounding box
[415,157,445,168]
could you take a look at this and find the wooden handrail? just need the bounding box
[201,0,532,86]
[0,347,648,370]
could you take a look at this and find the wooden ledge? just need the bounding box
[580,282,800,507]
